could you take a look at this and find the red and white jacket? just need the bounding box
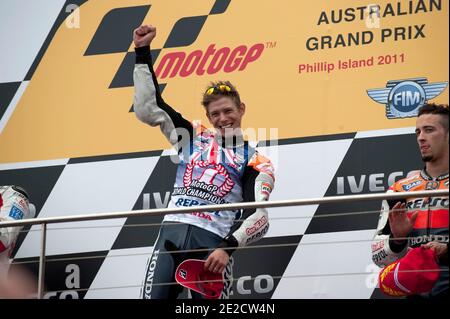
[133,46,275,253]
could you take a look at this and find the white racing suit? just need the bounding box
[134,46,275,299]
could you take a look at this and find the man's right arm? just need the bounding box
[133,25,193,146]
[216,152,275,255]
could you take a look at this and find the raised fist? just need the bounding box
[133,25,157,48]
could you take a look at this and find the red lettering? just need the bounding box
[155,43,265,79]
[371,241,384,252]
[155,51,185,78]
[224,45,246,72]
[196,44,216,76]
[207,47,230,74]
[239,43,264,71]
[246,216,267,235]
[190,212,213,221]
[179,50,202,77]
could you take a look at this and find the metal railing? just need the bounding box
[1,189,448,298]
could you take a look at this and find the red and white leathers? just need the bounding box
[0,186,32,257]
[133,46,275,251]
[372,169,449,297]
[134,45,275,299]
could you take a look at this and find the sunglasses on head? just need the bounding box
[205,84,232,95]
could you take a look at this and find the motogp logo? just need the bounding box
[183,161,234,198]
[367,77,447,119]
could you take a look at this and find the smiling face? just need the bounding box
[205,96,245,137]
[415,113,449,163]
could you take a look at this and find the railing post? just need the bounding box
[37,222,47,299]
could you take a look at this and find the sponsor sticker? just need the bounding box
[425,181,439,190]
[179,269,187,280]
[246,216,268,236]
[371,241,384,252]
[402,180,422,191]
[8,205,24,220]
[261,182,273,196]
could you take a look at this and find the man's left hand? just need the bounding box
[422,241,448,258]
[204,249,229,274]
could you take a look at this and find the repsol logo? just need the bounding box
[336,171,415,194]
[155,43,265,79]
[372,249,388,264]
[245,224,269,244]
[406,197,449,209]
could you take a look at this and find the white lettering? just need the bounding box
[348,175,366,193]
[369,173,384,192]
[65,264,80,289]
[65,4,80,29]
[153,191,171,208]
[254,275,274,294]
[236,274,274,295]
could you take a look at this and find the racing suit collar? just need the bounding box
[215,134,246,149]
[421,168,449,181]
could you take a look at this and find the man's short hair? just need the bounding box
[418,103,449,131]
[201,81,241,109]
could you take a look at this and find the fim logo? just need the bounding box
[367,78,448,119]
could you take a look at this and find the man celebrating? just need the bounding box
[133,25,275,299]
[372,103,449,298]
